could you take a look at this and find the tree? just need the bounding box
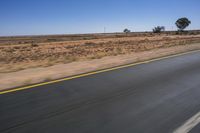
[123,28,131,35]
[153,26,165,33]
[175,17,191,31]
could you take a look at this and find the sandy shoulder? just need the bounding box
[0,43,200,91]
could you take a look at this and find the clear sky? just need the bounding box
[0,0,200,36]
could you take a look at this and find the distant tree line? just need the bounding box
[123,17,191,34]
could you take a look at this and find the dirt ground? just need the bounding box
[1,34,200,73]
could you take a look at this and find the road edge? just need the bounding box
[1,48,200,95]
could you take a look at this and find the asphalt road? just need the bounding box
[1,51,200,133]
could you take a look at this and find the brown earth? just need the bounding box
[1,34,200,73]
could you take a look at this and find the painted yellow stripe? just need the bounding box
[1,49,200,95]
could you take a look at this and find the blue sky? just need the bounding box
[0,0,200,36]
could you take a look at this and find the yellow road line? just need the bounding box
[1,49,200,95]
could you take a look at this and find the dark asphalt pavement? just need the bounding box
[1,51,200,133]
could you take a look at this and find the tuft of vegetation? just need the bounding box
[31,42,39,47]
[176,17,191,31]
[153,26,165,33]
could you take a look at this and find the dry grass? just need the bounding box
[0,34,200,73]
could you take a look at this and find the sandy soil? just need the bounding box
[0,43,200,91]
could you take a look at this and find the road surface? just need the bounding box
[1,51,200,133]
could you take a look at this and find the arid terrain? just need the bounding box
[1,31,200,90]
[1,32,200,73]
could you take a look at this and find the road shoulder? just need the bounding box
[0,43,200,91]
